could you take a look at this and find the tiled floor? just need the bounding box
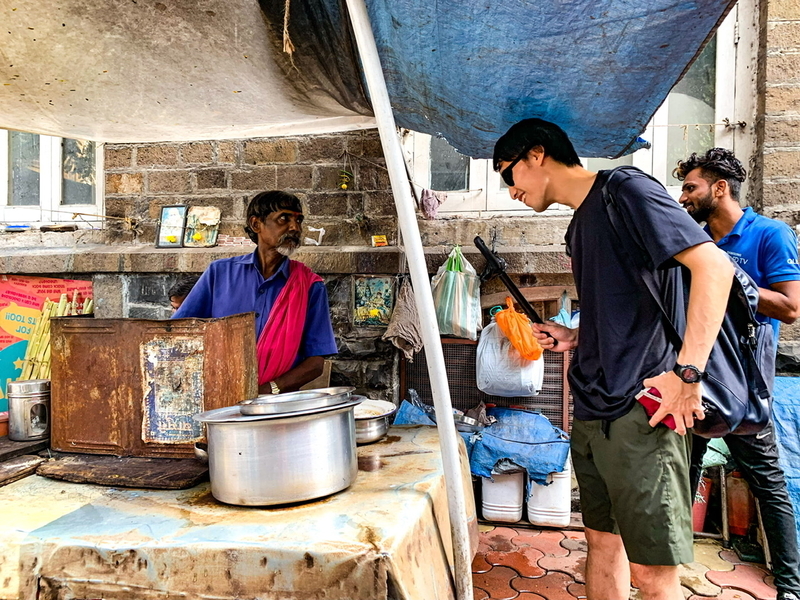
[473,524,778,600]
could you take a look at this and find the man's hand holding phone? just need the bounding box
[641,371,705,436]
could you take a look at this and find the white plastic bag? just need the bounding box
[431,246,482,340]
[476,321,544,397]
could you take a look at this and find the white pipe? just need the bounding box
[343,1,474,598]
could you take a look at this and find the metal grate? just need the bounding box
[401,339,572,432]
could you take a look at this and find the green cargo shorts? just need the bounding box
[571,402,694,566]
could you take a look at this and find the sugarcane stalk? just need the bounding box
[20,300,52,380]
[38,344,52,380]
[20,299,48,375]
[70,289,78,316]
[56,293,68,317]
[83,298,93,315]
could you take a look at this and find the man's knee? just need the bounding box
[585,527,625,554]
[629,563,679,589]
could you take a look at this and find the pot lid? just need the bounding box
[354,399,397,420]
[193,396,363,423]
[239,390,333,416]
[7,379,50,394]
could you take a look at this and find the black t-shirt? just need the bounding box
[566,169,712,421]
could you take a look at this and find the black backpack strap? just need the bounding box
[600,167,684,352]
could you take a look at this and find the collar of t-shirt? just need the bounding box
[704,206,756,244]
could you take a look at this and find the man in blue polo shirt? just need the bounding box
[174,190,337,395]
[675,148,800,600]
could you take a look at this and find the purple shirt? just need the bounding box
[173,251,338,361]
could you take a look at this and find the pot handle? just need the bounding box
[194,442,209,462]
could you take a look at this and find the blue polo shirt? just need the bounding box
[709,207,800,339]
[173,251,338,362]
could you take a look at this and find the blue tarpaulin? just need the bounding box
[267,0,737,158]
[772,377,800,545]
[2,1,735,154]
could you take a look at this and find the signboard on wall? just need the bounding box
[0,275,93,412]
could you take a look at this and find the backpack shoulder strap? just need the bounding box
[600,167,684,351]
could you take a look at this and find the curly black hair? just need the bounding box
[243,191,303,243]
[673,148,747,201]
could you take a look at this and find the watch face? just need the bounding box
[679,367,701,383]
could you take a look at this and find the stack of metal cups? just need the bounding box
[7,379,51,442]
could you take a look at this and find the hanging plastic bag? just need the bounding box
[476,320,543,397]
[431,245,481,340]
[550,291,572,328]
[494,298,543,361]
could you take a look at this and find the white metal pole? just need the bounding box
[343,1,474,598]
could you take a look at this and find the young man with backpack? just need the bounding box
[675,148,800,600]
[493,118,734,600]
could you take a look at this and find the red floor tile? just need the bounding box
[517,530,569,557]
[483,527,521,553]
[563,530,585,541]
[485,547,546,578]
[538,550,587,583]
[473,566,520,600]
[705,564,776,600]
[474,587,490,600]
[514,594,546,600]
[510,529,542,547]
[472,553,493,574]
[567,582,586,598]
[510,571,576,600]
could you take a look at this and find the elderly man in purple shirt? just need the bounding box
[174,191,337,394]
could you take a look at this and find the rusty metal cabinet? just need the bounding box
[50,313,257,458]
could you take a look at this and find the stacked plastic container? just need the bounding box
[481,452,572,526]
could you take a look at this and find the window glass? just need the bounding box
[430,136,469,191]
[666,38,716,185]
[10,131,40,206]
[62,139,96,205]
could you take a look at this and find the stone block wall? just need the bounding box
[103,130,400,247]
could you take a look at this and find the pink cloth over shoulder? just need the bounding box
[256,260,323,385]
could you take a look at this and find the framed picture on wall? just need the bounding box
[155,205,188,248]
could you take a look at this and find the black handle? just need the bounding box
[474,236,546,325]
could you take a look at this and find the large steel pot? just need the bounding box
[194,392,360,506]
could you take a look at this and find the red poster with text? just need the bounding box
[0,275,92,411]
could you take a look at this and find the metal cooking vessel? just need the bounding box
[194,396,361,506]
[354,398,397,445]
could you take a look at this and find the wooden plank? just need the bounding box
[480,286,577,309]
[0,455,45,487]
[37,453,209,490]
[0,436,49,462]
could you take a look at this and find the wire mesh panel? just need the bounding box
[401,339,572,431]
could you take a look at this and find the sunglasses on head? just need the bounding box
[499,141,537,187]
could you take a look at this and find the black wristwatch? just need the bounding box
[673,363,706,384]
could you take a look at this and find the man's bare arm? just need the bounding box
[757,280,800,324]
[644,242,733,435]
[258,356,325,395]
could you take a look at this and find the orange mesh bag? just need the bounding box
[494,297,543,361]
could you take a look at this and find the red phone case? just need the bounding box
[636,387,678,431]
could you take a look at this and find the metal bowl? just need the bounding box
[453,413,483,433]
[354,399,397,445]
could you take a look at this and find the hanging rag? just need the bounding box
[256,261,322,385]
[382,278,423,361]
[420,189,448,219]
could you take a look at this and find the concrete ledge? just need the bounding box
[0,243,572,275]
